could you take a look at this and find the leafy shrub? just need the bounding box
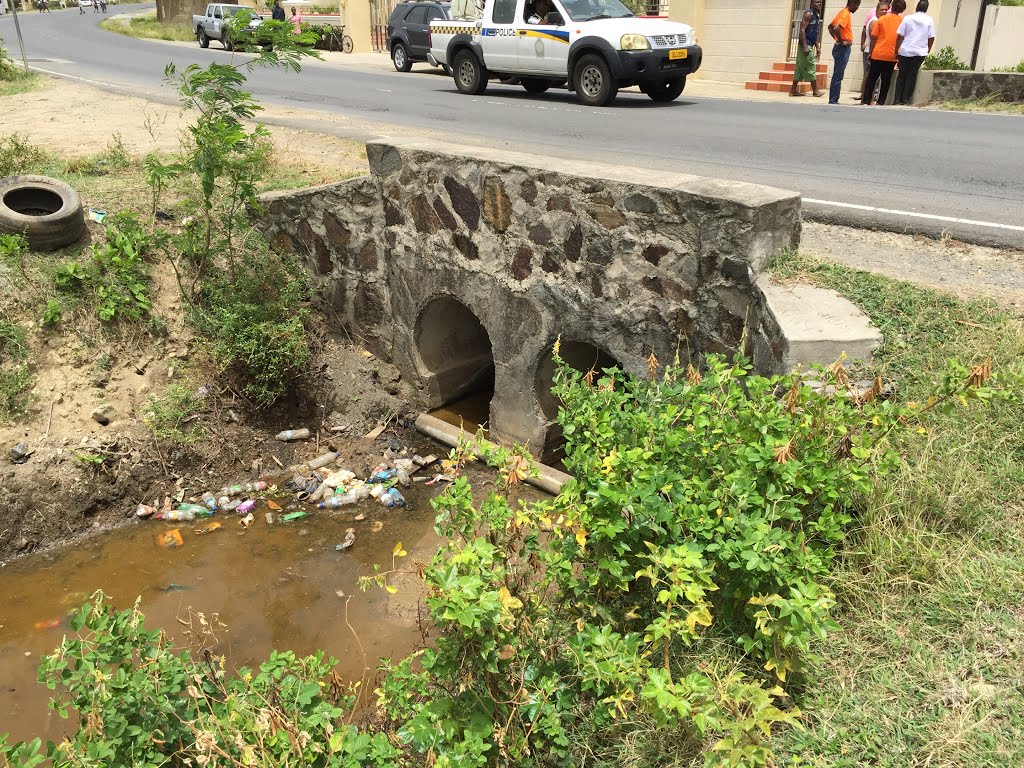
[923,45,971,70]
[0,40,26,82]
[189,248,310,407]
[0,592,397,768]
[0,134,48,177]
[0,319,32,418]
[142,383,206,443]
[992,58,1024,73]
[51,213,156,322]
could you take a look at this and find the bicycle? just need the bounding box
[319,25,354,53]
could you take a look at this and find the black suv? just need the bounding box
[386,1,451,73]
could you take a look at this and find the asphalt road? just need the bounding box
[3,4,1023,248]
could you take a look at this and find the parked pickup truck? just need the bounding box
[429,0,702,106]
[192,3,264,51]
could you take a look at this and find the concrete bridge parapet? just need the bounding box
[258,139,873,458]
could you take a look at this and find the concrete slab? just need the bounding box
[757,278,881,372]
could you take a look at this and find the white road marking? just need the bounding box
[803,198,1024,233]
[27,65,130,91]
[376,88,392,93]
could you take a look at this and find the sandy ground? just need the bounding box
[2,76,370,177]
[802,222,1024,311]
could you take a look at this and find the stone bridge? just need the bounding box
[258,139,877,459]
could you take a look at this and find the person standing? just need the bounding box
[271,0,286,21]
[860,2,889,101]
[791,0,825,98]
[893,0,935,104]
[290,5,302,31]
[828,0,862,104]
[862,0,904,105]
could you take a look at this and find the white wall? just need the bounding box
[934,0,983,64]
[698,0,792,83]
[976,5,1024,71]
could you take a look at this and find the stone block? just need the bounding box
[757,279,881,373]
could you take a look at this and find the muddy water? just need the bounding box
[430,391,493,435]
[0,492,440,744]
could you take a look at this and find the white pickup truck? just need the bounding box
[192,3,263,51]
[428,0,701,106]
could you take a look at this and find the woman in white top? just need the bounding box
[860,1,889,102]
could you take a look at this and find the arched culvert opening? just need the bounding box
[534,340,621,464]
[415,295,495,432]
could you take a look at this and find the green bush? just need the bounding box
[992,58,1024,73]
[0,134,48,177]
[51,213,156,322]
[189,248,311,407]
[142,383,206,443]
[923,45,971,70]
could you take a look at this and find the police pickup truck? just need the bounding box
[428,0,701,106]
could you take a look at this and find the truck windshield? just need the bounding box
[224,6,254,15]
[560,0,634,21]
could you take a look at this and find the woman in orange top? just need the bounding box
[862,0,905,104]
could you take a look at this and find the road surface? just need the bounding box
[3,5,1022,248]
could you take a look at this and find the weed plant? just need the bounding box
[142,383,207,444]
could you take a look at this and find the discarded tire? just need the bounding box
[0,175,86,252]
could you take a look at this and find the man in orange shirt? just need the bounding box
[862,0,905,104]
[828,0,861,104]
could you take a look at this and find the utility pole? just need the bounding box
[8,0,29,72]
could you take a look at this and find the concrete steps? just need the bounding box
[746,60,827,93]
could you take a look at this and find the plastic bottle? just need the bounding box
[221,481,269,497]
[319,491,358,509]
[368,468,397,484]
[369,484,385,499]
[201,492,218,512]
[157,509,195,522]
[236,499,257,514]
[396,469,411,488]
[387,488,406,508]
[178,503,213,517]
[220,484,244,498]
[379,493,395,508]
[353,484,371,500]
[275,428,311,442]
[221,498,241,512]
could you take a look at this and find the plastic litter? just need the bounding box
[220,481,268,497]
[157,509,195,522]
[335,528,356,550]
[276,428,311,442]
[87,208,107,223]
[319,491,357,509]
[265,512,275,525]
[194,522,222,535]
[135,504,157,518]
[236,499,257,514]
[306,451,341,470]
[177,503,213,517]
[154,529,184,548]
[387,487,406,508]
[10,442,32,464]
[240,512,255,528]
[33,618,62,631]
[396,469,411,488]
[368,468,397,484]
[201,492,218,511]
[280,511,308,522]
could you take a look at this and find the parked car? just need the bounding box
[430,0,702,105]
[387,1,451,73]
[192,3,264,51]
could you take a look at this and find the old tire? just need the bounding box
[642,77,686,102]
[521,78,551,94]
[0,175,86,252]
[574,54,616,107]
[391,42,412,72]
[198,28,209,48]
[453,49,488,95]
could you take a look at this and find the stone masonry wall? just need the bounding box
[258,139,802,454]
[931,71,1024,104]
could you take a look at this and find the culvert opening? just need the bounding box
[415,296,495,433]
[3,187,63,217]
[535,340,621,464]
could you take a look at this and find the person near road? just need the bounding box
[893,0,935,105]
[78,0,86,14]
[271,0,286,21]
[827,0,861,104]
[860,1,889,101]
[527,0,552,23]
[290,6,303,31]
[862,0,904,105]
[791,0,825,98]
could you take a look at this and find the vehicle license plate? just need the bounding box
[669,49,687,60]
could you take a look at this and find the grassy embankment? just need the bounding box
[769,251,1024,766]
[99,13,195,43]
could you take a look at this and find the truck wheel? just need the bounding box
[453,50,488,96]
[574,54,616,107]
[222,35,233,51]
[642,77,686,102]
[521,78,550,94]
[392,42,412,73]
[198,28,209,48]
